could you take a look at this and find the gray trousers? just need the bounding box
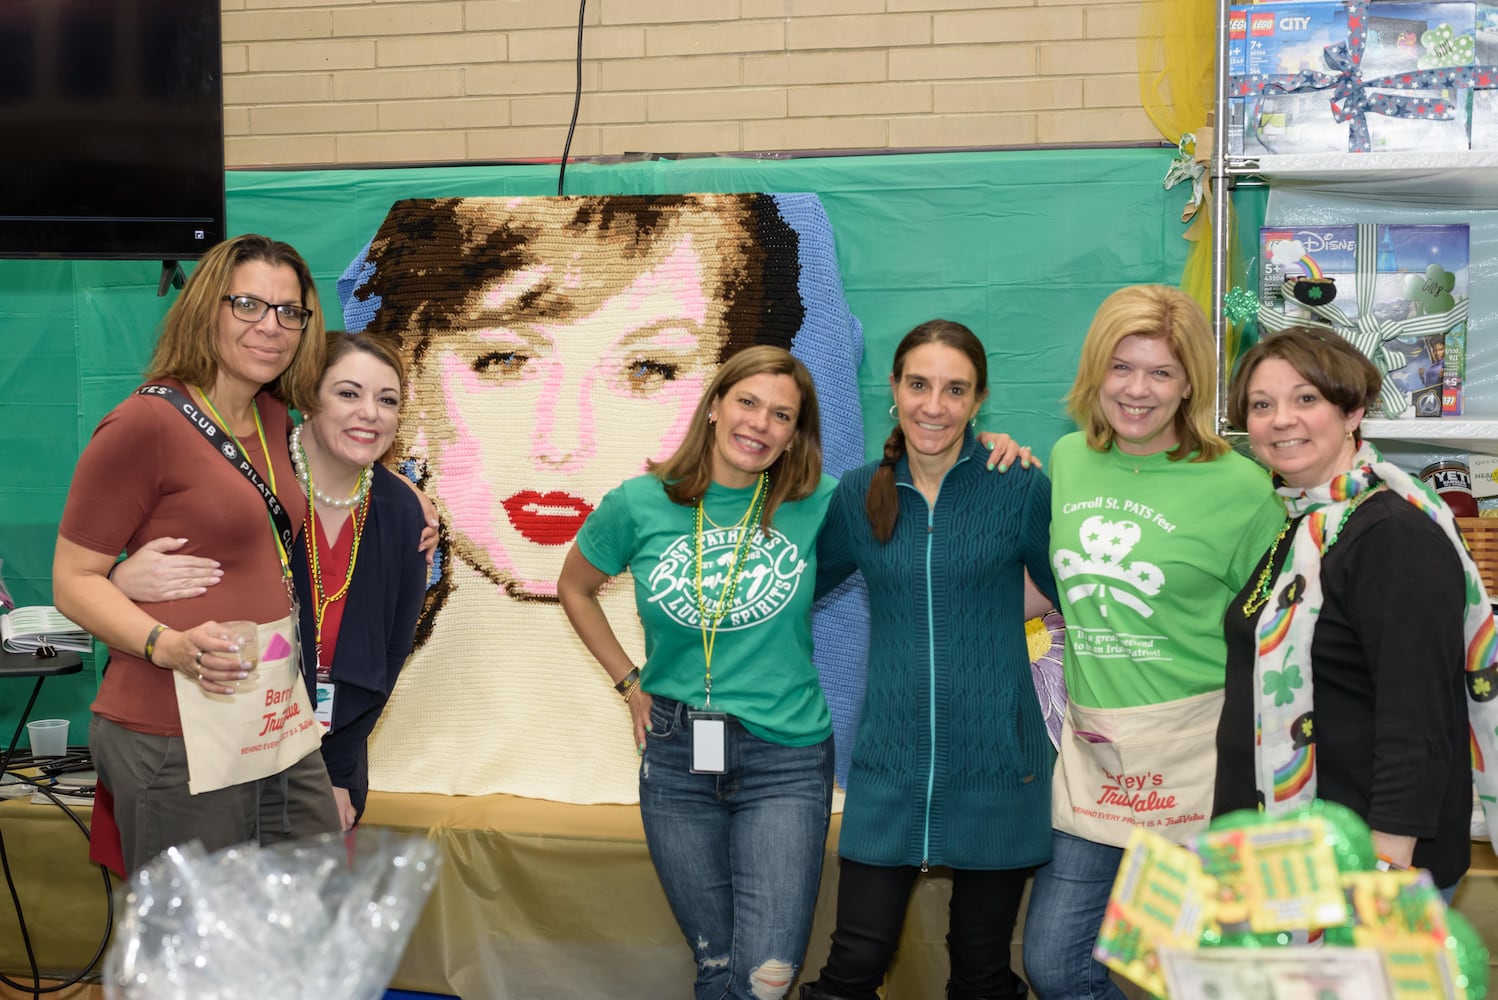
[90,713,340,874]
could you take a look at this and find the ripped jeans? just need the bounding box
[640,696,834,1000]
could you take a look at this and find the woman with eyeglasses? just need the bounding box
[53,234,345,874]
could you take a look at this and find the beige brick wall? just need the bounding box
[222,0,1160,168]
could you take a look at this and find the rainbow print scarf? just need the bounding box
[1252,442,1498,842]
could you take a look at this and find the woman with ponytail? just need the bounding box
[801,319,1056,1000]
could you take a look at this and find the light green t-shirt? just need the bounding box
[1048,433,1284,709]
[576,473,836,746]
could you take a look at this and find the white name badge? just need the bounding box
[314,681,336,731]
[689,711,726,774]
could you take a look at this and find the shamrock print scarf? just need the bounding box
[1251,441,1498,842]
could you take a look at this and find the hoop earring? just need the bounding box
[889,404,898,419]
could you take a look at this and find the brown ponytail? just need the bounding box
[865,426,907,543]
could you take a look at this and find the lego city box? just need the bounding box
[1229,2,1487,154]
[1234,87,1470,155]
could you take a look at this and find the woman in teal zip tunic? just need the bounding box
[800,320,1057,1000]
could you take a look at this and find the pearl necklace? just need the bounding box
[291,423,371,509]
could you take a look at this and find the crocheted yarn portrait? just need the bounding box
[337,194,867,803]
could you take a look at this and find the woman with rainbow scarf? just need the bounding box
[1213,325,1498,900]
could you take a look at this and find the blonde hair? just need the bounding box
[1065,284,1226,462]
[650,345,824,533]
[143,233,326,404]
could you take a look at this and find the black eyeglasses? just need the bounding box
[222,294,312,331]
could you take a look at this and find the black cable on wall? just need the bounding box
[557,0,587,196]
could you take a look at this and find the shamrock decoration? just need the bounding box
[1469,663,1498,702]
[1418,23,1475,70]
[1404,263,1457,316]
[1263,663,1304,707]
[1223,286,1258,325]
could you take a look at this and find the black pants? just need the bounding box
[805,858,1030,1000]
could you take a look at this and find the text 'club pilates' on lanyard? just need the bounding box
[693,472,767,708]
[193,387,298,615]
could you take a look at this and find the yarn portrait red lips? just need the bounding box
[502,490,595,544]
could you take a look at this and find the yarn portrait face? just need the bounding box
[385,199,773,601]
[353,192,807,618]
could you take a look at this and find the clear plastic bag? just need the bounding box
[105,829,439,1000]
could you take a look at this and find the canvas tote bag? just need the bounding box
[1051,688,1223,847]
[174,616,322,794]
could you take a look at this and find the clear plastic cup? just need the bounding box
[27,718,68,757]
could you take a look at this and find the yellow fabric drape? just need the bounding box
[1138,0,1225,329]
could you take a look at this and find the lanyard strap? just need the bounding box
[693,473,767,708]
[137,384,297,560]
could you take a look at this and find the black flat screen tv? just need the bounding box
[0,0,225,260]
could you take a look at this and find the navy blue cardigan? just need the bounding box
[293,463,427,819]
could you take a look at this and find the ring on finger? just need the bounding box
[195,649,205,665]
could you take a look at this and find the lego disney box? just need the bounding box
[1258,224,1470,415]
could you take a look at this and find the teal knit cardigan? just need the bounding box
[816,432,1057,869]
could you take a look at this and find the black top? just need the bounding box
[292,463,428,820]
[1214,489,1472,888]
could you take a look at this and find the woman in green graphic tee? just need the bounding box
[1021,285,1284,1000]
[558,345,836,1000]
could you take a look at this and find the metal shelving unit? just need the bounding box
[1209,2,1498,456]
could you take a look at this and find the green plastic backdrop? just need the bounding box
[0,147,1189,742]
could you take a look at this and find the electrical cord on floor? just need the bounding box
[1,748,114,999]
[556,0,587,195]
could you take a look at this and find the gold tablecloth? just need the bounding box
[4,791,1495,997]
[358,790,992,998]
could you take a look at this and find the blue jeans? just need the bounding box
[640,696,834,1000]
[1022,830,1126,1000]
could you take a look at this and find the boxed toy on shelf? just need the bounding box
[1258,222,1470,416]
[1228,1,1498,155]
